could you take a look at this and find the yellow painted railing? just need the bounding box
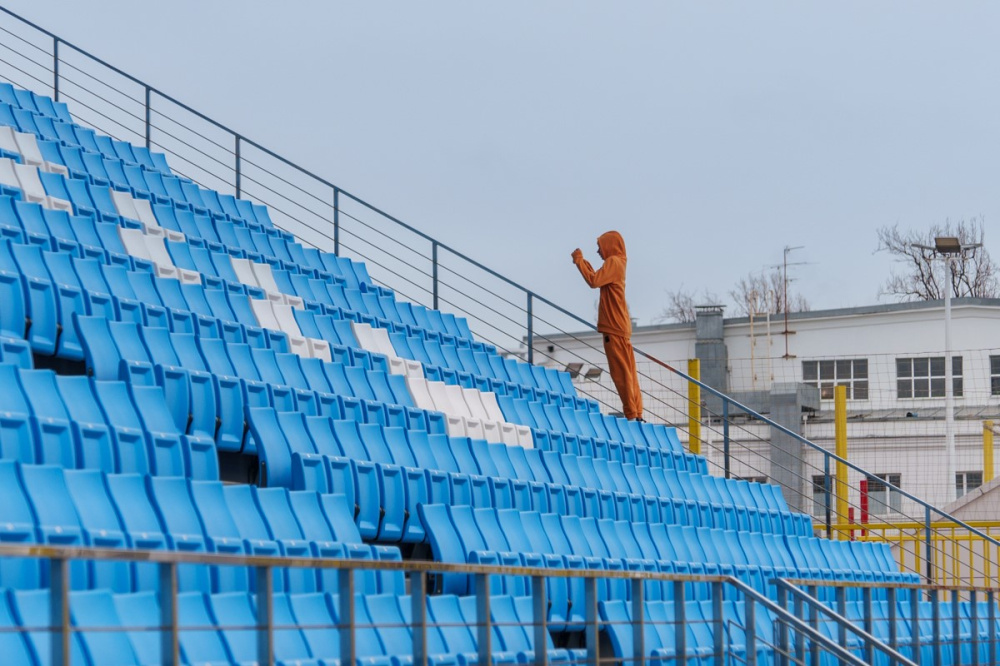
[825,520,1000,588]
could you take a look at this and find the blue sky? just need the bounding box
[6,1,1000,328]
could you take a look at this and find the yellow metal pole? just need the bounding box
[834,385,849,540]
[985,420,995,484]
[687,359,701,455]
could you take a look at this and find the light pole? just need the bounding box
[913,236,982,503]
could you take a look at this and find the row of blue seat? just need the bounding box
[0,189,581,417]
[0,460,402,596]
[0,588,581,666]
[602,596,992,666]
[0,366,215,478]
[420,503,909,626]
[0,83,73,125]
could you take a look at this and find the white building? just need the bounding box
[532,298,1000,524]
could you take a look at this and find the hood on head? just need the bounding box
[598,231,626,260]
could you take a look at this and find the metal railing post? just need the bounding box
[951,590,960,666]
[52,37,59,101]
[631,578,645,666]
[531,576,548,666]
[931,588,941,666]
[809,584,820,666]
[158,562,179,666]
[712,582,724,666]
[49,557,69,666]
[836,586,847,658]
[526,293,534,364]
[333,187,340,256]
[476,573,493,666]
[834,385,848,540]
[970,589,979,666]
[988,590,996,666]
[722,399,731,479]
[925,506,934,584]
[584,576,598,665]
[824,456,833,540]
[687,359,701,455]
[745,595,757,666]
[794,591,806,666]
[432,241,439,311]
[412,571,428,666]
[911,588,922,666]
[146,86,152,148]
[862,586,874,665]
[887,587,898,665]
[777,585,789,666]
[256,566,274,666]
[234,135,242,198]
[338,569,355,666]
[674,581,687,666]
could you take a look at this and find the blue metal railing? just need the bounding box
[0,3,997,587]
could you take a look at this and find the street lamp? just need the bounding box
[912,236,982,503]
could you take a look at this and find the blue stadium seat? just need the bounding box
[104,473,169,590]
[0,365,35,464]
[63,469,132,592]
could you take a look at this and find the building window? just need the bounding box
[802,359,869,400]
[812,474,831,518]
[991,356,1000,396]
[896,357,963,399]
[867,474,901,516]
[956,471,983,498]
[735,476,767,485]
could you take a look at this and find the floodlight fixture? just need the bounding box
[584,366,603,380]
[565,362,583,378]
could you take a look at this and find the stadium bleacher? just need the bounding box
[0,80,992,665]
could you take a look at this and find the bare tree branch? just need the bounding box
[876,218,998,301]
[656,285,721,323]
[729,268,810,317]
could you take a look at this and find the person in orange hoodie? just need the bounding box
[572,231,643,421]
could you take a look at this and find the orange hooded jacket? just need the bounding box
[572,230,632,339]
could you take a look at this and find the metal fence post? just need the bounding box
[887,587,898,664]
[476,573,493,666]
[52,37,59,101]
[338,569,355,666]
[722,399,731,479]
[713,581,724,666]
[412,571,428,666]
[862,586,874,665]
[776,585,789,666]
[925,506,934,584]
[970,589,980,666]
[745,596,757,666]
[144,86,151,149]
[432,241,439,311]
[333,187,340,256]
[674,580,686,666]
[531,576,548,666]
[49,557,69,666]
[526,293,534,364]
[808,585,820,666]
[794,591,805,666]
[835,587,847,659]
[931,588,941,666]
[911,587,922,666]
[951,590,960,666]
[234,135,242,198]
[158,562,179,666]
[631,578,645,666]
[824,456,832,540]
[988,590,996,666]
[256,566,274,666]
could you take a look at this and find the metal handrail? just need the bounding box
[0,1,994,584]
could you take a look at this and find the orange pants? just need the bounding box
[604,333,642,420]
